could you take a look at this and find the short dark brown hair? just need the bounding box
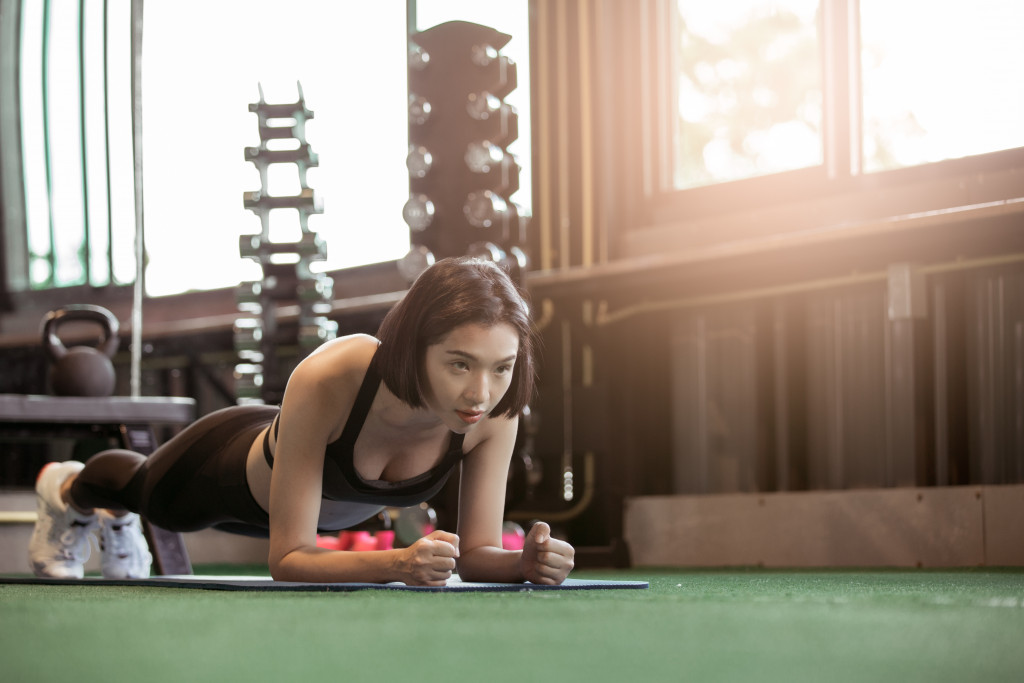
[375,257,536,417]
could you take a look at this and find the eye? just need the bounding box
[450,361,469,371]
[495,364,513,375]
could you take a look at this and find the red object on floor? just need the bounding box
[375,530,395,550]
[316,530,394,552]
[315,534,341,550]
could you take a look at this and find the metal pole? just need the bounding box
[129,0,143,397]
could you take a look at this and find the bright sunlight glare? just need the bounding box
[676,0,1024,186]
[860,0,1024,171]
[141,1,408,297]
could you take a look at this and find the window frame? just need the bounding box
[4,0,418,306]
[628,0,1024,254]
[0,0,531,341]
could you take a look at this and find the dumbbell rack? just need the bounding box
[234,83,337,404]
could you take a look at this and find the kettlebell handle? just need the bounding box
[42,304,121,362]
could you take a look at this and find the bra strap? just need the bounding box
[263,413,280,467]
[336,357,381,450]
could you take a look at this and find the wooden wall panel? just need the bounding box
[621,486,1024,567]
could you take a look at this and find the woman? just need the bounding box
[29,257,575,586]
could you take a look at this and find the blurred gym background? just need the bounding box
[1,0,1022,571]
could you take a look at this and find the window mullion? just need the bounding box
[41,0,56,283]
[78,0,91,285]
[0,0,28,292]
[845,0,862,176]
[821,0,857,181]
[102,0,114,283]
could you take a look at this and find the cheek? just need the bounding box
[426,369,457,398]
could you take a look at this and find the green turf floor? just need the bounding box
[2,567,1023,683]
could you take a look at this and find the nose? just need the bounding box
[464,372,489,406]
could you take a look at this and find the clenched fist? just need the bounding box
[398,530,460,586]
[518,522,574,585]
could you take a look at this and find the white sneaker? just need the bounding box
[99,510,152,579]
[29,461,98,578]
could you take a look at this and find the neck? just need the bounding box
[374,383,445,434]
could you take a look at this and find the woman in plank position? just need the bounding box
[30,257,574,586]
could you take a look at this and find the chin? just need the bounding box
[451,420,478,434]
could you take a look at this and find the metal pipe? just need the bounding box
[129,0,143,397]
[535,1,553,271]
[594,252,1024,327]
[506,452,595,523]
[578,0,595,268]
[555,0,571,270]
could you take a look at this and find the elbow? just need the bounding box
[268,548,301,582]
[455,548,523,584]
[454,561,480,583]
[268,555,286,581]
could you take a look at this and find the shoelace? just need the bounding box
[103,519,135,559]
[57,520,95,562]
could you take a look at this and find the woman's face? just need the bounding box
[422,322,519,432]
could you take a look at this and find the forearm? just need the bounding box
[271,529,460,585]
[455,545,525,583]
[458,523,575,585]
[270,546,402,584]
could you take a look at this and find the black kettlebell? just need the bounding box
[42,304,120,397]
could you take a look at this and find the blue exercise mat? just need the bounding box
[0,574,648,592]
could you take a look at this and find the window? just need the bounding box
[671,0,1024,191]
[859,0,1024,173]
[141,1,408,296]
[18,0,135,289]
[674,0,822,189]
[16,0,411,295]
[10,0,531,298]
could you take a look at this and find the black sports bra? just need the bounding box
[263,355,466,506]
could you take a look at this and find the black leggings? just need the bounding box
[70,405,276,537]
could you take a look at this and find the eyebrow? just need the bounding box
[445,350,518,364]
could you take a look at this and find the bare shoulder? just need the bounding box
[277,334,380,443]
[293,334,378,381]
[284,334,379,403]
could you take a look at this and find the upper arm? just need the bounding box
[455,414,520,553]
[266,336,375,567]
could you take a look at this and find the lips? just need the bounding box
[456,410,484,425]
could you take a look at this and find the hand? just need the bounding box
[519,522,574,585]
[397,530,460,586]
